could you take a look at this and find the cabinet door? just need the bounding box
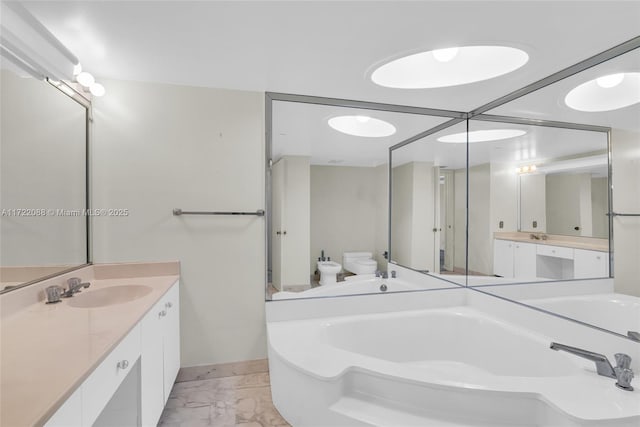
[493,240,514,278]
[163,283,181,403]
[574,249,609,279]
[141,299,165,427]
[514,242,537,278]
[82,325,140,427]
[44,386,82,427]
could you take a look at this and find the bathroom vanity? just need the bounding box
[0,262,180,427]
[493,232,609,280]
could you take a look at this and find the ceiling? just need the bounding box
[21,1,640,112]
[17,1,639,168]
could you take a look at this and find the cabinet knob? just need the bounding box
[165,302,173,309]
[117,360,129,370]
[159,310,167,318]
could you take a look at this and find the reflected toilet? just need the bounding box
[343,252,378,276]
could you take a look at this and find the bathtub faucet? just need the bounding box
[550,342,634,391]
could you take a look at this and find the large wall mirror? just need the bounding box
[468,45,640,338]
[0,68,89,292]
[266,96,463,300]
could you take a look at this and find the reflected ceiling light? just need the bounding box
[371,46,528,89]
[432,47,459,62]
[565,72,640,112]
[328,115,396,137]
[89,82,105,97]
[438,129,526,143]
[596,73,624,88]
[76,71,94,87]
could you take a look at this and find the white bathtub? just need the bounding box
[268,307,640,426]
[524,293,640,336]
[272,277,427,300]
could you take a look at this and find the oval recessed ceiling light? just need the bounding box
[328,115,396,138]
[438,129,526,143]
[76,71,95,87]
[565,72,640,112]
[371,46,529,89]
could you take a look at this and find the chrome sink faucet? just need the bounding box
[550,342,634,391]
[61,277,91,298]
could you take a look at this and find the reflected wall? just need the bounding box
[0,70,88,290]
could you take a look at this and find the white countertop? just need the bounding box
[0,263,179,427]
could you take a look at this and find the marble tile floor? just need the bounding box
[159,359,291,427]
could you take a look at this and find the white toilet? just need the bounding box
[343,252,377,275]
[317,261,341,286]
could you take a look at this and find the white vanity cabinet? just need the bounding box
[493,240,536,278]
[44,281,180,427]
[493,239,609,280]
[574,248,609,278]
[513,242,537,278]
[493,239,514,277]
[141,282,181,426]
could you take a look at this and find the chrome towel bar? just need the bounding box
[607,212,640,217]
[173,208,265,217]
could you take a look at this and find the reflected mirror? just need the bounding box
[0,69,88,291]
[389,120,468,286]
[267,98,459,300]
[468,45,639,338]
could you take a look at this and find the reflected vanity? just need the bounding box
[0,68,89,292]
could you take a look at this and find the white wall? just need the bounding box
[91,78,266,366]
[0,70,86,267]
[310,165,381,272]
[611,129,640,297]
[467,163,491,275]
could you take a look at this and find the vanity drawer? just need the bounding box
[82,323,141,426]
[536,244,573,260]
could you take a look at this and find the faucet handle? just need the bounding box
[67,277,82,287]
[615,353,632,370]
[615,368,634,391]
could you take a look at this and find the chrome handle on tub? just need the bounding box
[159,310,167,318]
[117,360,129,370]
[165,302,173,309]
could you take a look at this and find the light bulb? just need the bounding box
[432,47,459,63]
[515,167,522,174]
[530,165,537,172]
[76,72,94,88]
[596,73,624,88]
[89,82,105,97]
[356,115,371,123]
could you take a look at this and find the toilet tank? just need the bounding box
[343,251,373,263]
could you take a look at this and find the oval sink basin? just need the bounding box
[67,285,153,308]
